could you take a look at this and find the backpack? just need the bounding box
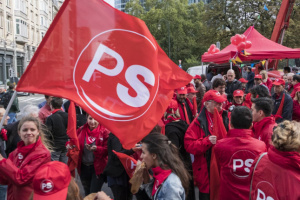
[0,92,12,109]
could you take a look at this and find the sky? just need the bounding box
[104,0,114,7]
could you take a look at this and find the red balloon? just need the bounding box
[231,36,237,46]
[245,41,252,49]
[215,48,220,53]
[237,42,246,52]
[241,34,246,42]
[204,52,208,55]
[235,34,242,45]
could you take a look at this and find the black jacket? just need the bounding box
[272,91,293,123]
[5,121,20,156]
[45,110,69,151]
[103,133,134,177]
[226,79,242,102]
[247,71,255,90]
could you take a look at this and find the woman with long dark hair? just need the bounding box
[140,132,191,200]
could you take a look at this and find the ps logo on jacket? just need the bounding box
[41,180,54,193]
[229,150,256,178]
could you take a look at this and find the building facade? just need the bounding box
[0,0,63,85]
[115,0,145,12]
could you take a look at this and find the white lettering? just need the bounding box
[117,65,155,107]
[244,159,254,173]
[256,189,274,200]
[233,159,243,172]
[131,161,136,169]
[82,44,124,82]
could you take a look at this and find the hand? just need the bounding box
[132,144,142,152]
[209,135,217,145]
[85,144,91,151]
[0,154,3,161]
[66,143,73,150]
[90,145,97,152]
[94,191,111,200]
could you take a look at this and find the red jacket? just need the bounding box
[77,123,109,176]
[184,108,229,193]
[214,129,267,200]
[252,117,277,149]
[250,146,300,200]
[292,100,300,122]
[290,82,300,99]
[0,139,50,200]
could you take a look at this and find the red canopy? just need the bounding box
[202,26,300,64]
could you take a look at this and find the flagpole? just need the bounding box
[0,91,17,130]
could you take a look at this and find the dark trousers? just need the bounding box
[80,163,105,196]
[110,185,132,200]
[199,192,210,200]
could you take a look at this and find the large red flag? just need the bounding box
[210,107,227,200]
[16,0,192,149]
[113,150,137,178]
[66,101,80,177]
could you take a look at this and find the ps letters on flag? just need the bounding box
[16,0,192,149]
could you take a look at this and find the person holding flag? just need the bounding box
[214,106,267,200]
[184,90,229,200]
[272,78,293,123]
[76,114,109,196]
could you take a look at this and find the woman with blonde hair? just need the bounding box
[250,120,300,200]
[0,116,51,200]
[259,70,272,92]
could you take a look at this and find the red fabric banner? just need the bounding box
[113,150,137,178]
[210,108,227,200]
[66,101,80,177]
[16,0,192,149]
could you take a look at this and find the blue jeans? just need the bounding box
[7,112,16,124]
[0,184,7,200]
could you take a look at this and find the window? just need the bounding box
[0,10,3,28]
[15,0,26,13]
[6,0,11,7]
[40,16,44,25]
[31,27,34,43]
[16,18,28,37]
[39,0,47,12]
[6,15,12,33]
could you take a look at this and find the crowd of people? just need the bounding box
[0,65,299,200]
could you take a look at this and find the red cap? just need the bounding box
[193,75,202,80]
[233,90,244,97]
[272,78,285,86]
[33,161,71,200]
[254,74,262,79]
[202,90,227,103]
[187,87,198,94]
[239,78,248,83]
[166,99,178,114]
[177,87,187,94]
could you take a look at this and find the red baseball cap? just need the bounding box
[272,78,285,86]
[233,90,244,97]
[239,78,248,83]
[166,99,178,114]
[254,74,262,79]
[33,161,71,200]
[177,87,187,94]
[187,87,198,94]
[202,90,227,103]
[193,75,202,80]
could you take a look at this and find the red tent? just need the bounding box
[201,26,300,64]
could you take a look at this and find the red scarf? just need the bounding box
[82,123,101,145]
[51,108,63,114]
[182,103,190,124]
[152,166,172,196]
[275,93,285,120]
[193,97,197,116]
[16,138,41,168]
[206,110,214,134]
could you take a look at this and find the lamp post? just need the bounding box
[158,19,171,58]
